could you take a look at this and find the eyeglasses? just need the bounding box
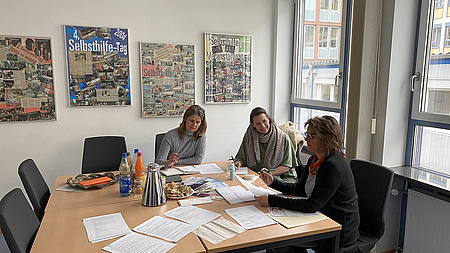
[304,132,315,139]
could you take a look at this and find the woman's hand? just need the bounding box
[254,195,269,206]
[235,160,243,169]
[259,168,274,186]
[167,153,179,167]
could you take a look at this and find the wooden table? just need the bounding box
[31,161,341,253]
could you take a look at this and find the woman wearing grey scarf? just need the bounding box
[234,107,297,176]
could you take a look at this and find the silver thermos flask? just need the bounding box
[141,163,166,207]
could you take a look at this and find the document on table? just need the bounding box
[163,205,221,225]
[225,205,276,230]
[194,163,224,174]
[178,196,213,206]
[216,185,255,204]
[174,165,200,174]
[267,211,328,228]
[235,166,248,174]
[103,232,176,253]
[133,216,197,242]
[194,216,246,245]
[267,207,319,217]
[235,172,280,196]
[82,212,131,243]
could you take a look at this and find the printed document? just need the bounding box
[82,212,131,243]
[225,205,276,230]
[194,163,224,174]
[178,196,213,206]
[103,232,176,253]
[235,166,248,174]
[133,215,197,242]
[193,216,246,245]
[235,173,280,196]
[163,205,221,225]
[216,185,255,204]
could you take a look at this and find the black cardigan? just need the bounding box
[268,151,360,247]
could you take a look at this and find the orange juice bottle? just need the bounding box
[135,152,145,194]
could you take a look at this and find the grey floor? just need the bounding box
[0,235,10,253]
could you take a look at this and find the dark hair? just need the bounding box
[304,115,343,156]
[178,105,207,140]
[249,107,273,124]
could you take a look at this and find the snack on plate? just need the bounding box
[164,182,193,198]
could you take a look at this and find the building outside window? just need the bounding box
[291,0,349,144]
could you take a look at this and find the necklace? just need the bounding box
[309,155,325,175]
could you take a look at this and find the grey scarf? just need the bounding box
[244,122,285,169]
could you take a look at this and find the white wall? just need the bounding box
[0,0,294,198]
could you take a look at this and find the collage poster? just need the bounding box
[140,42,195,117]
[205,33,251,104]
[65,26,130,107]
[0,36,56,122]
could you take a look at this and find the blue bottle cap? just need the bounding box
[122,153,127,158]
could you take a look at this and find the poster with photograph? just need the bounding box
[0,36,56,122]
[65,25,130,107]
[205,33,251,104]
[140,42,195,117]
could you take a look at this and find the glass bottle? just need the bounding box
[126,152,134,192]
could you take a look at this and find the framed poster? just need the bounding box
[64,25,130,107]
[0,36,56,122]
[140,42,195,117]
[205,33,251,104]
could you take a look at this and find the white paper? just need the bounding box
[216,186,255,204]
[163,205,221,225]
[267,207,320,217]
[194,163,224,174]
[235,172,279,196]
[176,166,199,174]
[193,217,246,245]
[133,216,197,242]
[160,168,184,176]
[178,196,213,206]
[82,213,131,243]
[235,166,248,174]
[102,232,176,253]
[225,205,276,230]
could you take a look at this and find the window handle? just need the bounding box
[410,72,420,92]
[334,72,342,87]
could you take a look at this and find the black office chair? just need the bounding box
[0,188,40,253]
[81,136,127,174]
[154,132,166,162]
[18,159,50,221]
[340,159,394,253]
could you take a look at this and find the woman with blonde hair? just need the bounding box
[255,116,359,253]
[156,105,207,167]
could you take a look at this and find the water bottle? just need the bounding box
[119,153,131,197]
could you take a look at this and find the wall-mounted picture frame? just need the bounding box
[64,25,130,107]
[205,33,251,104]
[140,42,195,117]
[0,36,56,122]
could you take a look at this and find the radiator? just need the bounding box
[403,190,450,253]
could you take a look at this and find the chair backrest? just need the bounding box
[154,133,166,162]
[18,159,50,221]
[81,136,127,174]
[0,188,40,253]
[350,159,394,240]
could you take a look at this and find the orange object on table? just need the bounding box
[79,176,112,186]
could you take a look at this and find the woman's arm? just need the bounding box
[155,133,173,166]
[176,135,206,165]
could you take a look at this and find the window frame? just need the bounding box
[406,0,450,168]
[290,0,352,132]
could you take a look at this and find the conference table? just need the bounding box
[31,161,341,253]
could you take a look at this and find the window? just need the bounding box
[435,0,444,9]
[320,0,341,22]
[408,0,450,176]
[305,0,316,21]
[291,0,350,136]
[445,23,450,47]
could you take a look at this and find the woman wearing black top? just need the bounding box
[255,116,360,253]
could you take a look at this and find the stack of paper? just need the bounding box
[133,216,197,242]
[103,232,176,253]
[194,163,224,174]
[194,217,246,244]
[216,186,255,204]
[83,213,131,243]
[266,207,328,228]
[163,205,221,226]
[225,205,276,230]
